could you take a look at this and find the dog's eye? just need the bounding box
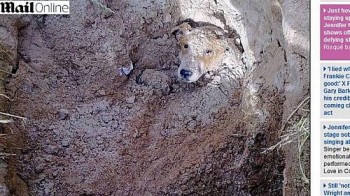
[183,44,189,49]
[205,49,212,54]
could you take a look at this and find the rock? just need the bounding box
[0,184,9,196]
[58,109,69,120]
[61,139,70,148]
[53,171,58,177]
[96,137,104,145]
[187,120,197,131]
[126,96,136,104]
[82,148,88,155]
[44,145,58,155]
[97,90,106,96]
[171,84,179,93]
[163,13,172,23]
[132,131,140,138]
[101,114,113,123]
[34,164,44,173]
[44,182,54,195]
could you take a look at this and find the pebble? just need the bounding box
[163,13,172,23]
[171,84,179,93]
[53,171,58,177]
[82,148,88,155]
[58,109,69,120]
[97,90,106,96]
[133,132,140,138]
[61,139,70,147]
[44,182,54,195]
[35,164,44,173]
[96,137,104,145]
[187,120,197,131]
[101,114,113,123]
[126,96,136,104]
[45,145,58,155]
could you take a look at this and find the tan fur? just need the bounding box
[178,35,225,71]
[172,21,230,82]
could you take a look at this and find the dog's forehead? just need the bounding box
[191,28,219,38]
[179,32,226,54]
[180,30,213,45]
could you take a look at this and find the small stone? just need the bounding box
[44,155,53,162]
[0,184,9,196]
[126,96,136,104]
[96,137,104,145]
[82,148,88,155]
[97,90,106,96]
[52,129,60,135]
[45,145,58,155]
[44,182,54,195]
[204,72,213,79]
[53,171,58,177]
[162,34,169,40]
[132,132,140,138]
[58,109,69,120]
[35,164,44,173]
[164,13,172,23]
[187,120,197,131]
[171,84,179,93]
[101,114,112,123]
[212,76,221,84]
[61,139,70,147]
[154,89,163,97]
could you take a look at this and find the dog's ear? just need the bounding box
[180,18,199,28]
[171,22,192,40]
[211,29,225,39]
[197,25,225,40]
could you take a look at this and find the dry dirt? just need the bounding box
[0,0,309,195]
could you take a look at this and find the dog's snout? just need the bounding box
[180,69,193,79]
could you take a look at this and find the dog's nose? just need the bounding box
[180,69,192,79]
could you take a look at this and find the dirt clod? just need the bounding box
[138,69,171,95]
[58,109,70,120]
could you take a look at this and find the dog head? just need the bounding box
[172,20,232,82]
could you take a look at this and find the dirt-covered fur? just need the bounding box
[172,20,241,83]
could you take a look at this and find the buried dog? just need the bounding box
[172,19,244,83]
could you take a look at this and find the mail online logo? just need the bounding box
[0,1,70,14]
